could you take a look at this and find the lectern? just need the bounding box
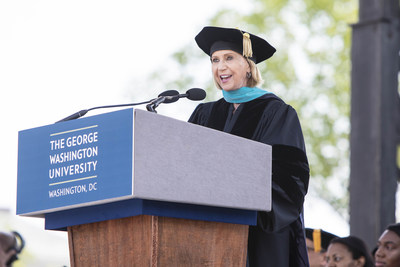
[17,108,272,266]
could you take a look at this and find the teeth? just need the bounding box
[221,75,230,78]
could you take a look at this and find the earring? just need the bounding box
[246,72,252,78]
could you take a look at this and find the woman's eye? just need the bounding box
[212,58,219,63]
[386,245,394,251]
[226,55,233,60]
[333,256,342,262]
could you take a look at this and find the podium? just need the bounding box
[16,108,272,266]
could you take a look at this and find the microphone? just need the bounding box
[156,90,180,104]
[56,109,89,123]
[178,88,206,101]
[146,88,206,113]
[56,89,179,123]
[146,90,179,112]
[55,88,205,122]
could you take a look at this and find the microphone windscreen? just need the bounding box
[186,88,206,101]
[158,90,179,103]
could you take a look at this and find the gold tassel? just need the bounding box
[242,32,253,58]
[313,229,322,252]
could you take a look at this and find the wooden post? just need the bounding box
[350,0,400,248]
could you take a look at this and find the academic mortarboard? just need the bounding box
[305,228,338,252]
[195,26,276,64]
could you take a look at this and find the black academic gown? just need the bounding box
[188,93,310,267]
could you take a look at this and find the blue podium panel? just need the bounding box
[17,108,135,216]
[44,199,258,231]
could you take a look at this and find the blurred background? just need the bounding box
[1,0,397,266]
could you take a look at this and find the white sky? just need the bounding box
[0,0,349,265]
[0,0,233,210]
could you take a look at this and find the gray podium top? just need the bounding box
[133,109,272,212]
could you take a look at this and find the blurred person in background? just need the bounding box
[325,236,374,267]
[305,228,338,267]
[0,231,24,267]
[375,223,400,267]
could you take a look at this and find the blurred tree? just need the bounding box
[143,0,358,218]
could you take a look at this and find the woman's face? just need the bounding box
[306,238,327,267]
[211,50,250,91]
[325,243,364,267]
[375,230,400,267]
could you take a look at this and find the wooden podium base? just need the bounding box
[68,215,248,267]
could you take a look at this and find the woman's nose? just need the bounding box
[325,259,335,267]
[217,61,227,70]
[375,246,384,259]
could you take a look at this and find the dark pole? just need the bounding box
[350,0,400,249]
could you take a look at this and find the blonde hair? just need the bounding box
[213,57,264,90]
[246,59,263,88]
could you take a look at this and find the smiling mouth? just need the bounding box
[220,75,232,82]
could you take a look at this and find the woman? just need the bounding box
[375,223,400,267]
[189,26,310,266]
[325,236,374,267]
[306,228,338,267]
